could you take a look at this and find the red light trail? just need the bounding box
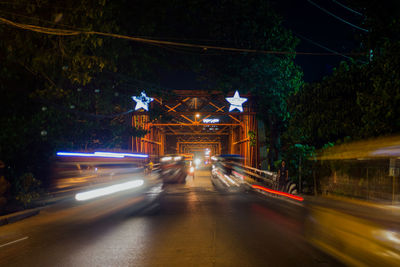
[252,185,304,202]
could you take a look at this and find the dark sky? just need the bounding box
[158,0,365,88]
[277,0,363,81]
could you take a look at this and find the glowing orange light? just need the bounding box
[252,185,304,201]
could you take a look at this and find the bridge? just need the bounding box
[130,90,259,167]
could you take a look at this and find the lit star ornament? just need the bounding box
[226,90,247,112]
[132,91,154,111]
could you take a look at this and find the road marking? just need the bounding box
[0,236,28,248]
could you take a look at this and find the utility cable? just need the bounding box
[332,0,364,16]
[0,16,367,56]
[307,0,368,32]
[293,31,367,63]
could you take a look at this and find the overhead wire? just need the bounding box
[0,9,85,30]
[331,0,364,16]
[0,16,367,56]
[293,31,367,63]
[307,0,368,32]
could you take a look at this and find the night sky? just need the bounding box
[159,0,364,89]
[277,0,363,82]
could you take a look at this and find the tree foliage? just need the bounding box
[0,0,153,194]
[284,1,400,187]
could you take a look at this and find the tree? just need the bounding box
[0,0,152,196]
[284,0,400,189]
[287,61,367,147]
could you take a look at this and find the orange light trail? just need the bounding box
[252,185,304,202]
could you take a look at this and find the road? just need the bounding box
[0,170,340,267]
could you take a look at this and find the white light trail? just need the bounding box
[94,152,125,158]
[161,156,172,162]
[75,179,144,201]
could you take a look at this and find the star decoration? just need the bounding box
[226,90,247,112]
[132,91,154,111]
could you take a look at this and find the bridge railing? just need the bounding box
[231,162,278,189]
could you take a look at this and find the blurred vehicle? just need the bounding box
[210,154,246,191]
[52,152,148,192]
[50,151,163,202]
[306,206,400,266]
[159,155,188,184]
[188,161,195,176]
[212,154,243,174]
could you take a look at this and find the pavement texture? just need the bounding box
[0,170,342,266]
[304,194,400,231]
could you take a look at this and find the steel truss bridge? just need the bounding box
[131,90,259,167]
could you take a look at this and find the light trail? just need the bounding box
[75,179,144,201]
[252,185,304,201]
[56,151,148,158]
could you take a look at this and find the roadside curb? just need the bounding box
[0,193,73,227]
[0,207,40,226]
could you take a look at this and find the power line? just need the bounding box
[293,31,367,63]
[307,0,368,32]
[332,0,364,16]
[0,9,84,30]
[0,16,366,57]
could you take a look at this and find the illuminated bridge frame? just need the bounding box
[131,90,259,167]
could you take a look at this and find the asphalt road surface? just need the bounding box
[0,170,341,267]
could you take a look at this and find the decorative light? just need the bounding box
[195,113,200,118]
[226,90,247,112]
[132,91,154,111]
[203,118,219,123]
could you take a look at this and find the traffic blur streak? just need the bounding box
[252,185,304,202]
[306,206,400,266]
[159,155,188,184]
[51,152,162,203]
[311,136,400,265]
[210,155,247,192]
